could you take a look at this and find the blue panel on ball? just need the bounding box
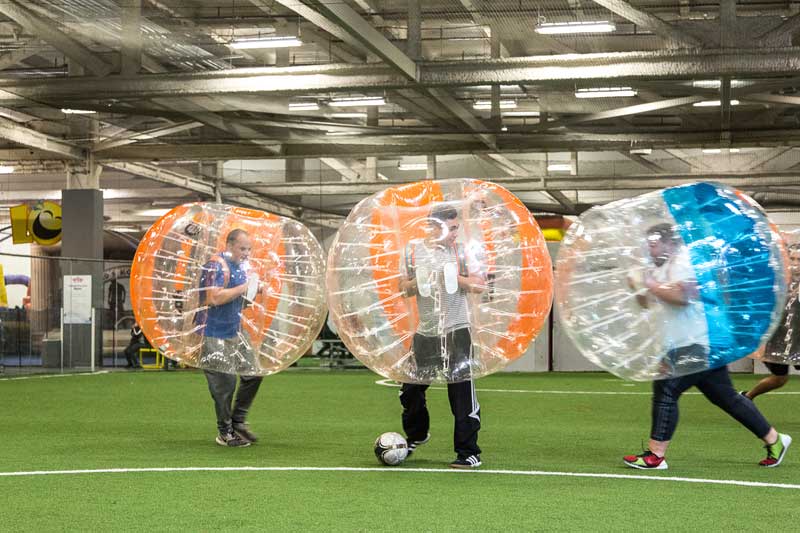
[663,182,781,368]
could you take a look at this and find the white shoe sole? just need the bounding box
[624,459,668,470]
[763,434,792,467]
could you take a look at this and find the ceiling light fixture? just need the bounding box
[230,36,302,49]
[135,208,171,217]
[288,102,320,111]
[629,148,652,155]
[501,111,540,117]
[693,99,740,107]
[535,21,615,34]
[0,164,14,174]
[473,100,517,110]
[575,87,637,98]
[325,130,357,136]
[331,112,368,118]
[330,96,386,107]
[398,163,428,171]
[547,163,572,172]
[61,108,96,114]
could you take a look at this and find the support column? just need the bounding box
[426,154,437,180]
[60,189,104,369]
[364,107,379,181]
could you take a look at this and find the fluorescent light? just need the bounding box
[230,36,302,49]
[398,163,428,171]
[629,148,652,155]
[501,126,508,132]
[61,108,96,114]
[502,111,540,117]
[288,102,319,111]
[535,21,615,34]
[330,96,385,107]
[331,112,368,118]
[0,165,14,173]
[136,208,171,217]
[110,226,143,233]
[703,148,740,154]
[575,87,637,98]
[547,163,572,172]
[325,131,357,136]
[693,99,740,107]
[691,79,748,89]
[473,100,517,110]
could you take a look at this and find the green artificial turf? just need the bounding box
[1,370,799,531]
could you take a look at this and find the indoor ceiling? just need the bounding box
[0,0,798,234]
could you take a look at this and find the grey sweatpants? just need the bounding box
[203,369,263,434]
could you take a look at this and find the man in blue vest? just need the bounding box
[199,228,262,448]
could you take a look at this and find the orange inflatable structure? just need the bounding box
[131,203,326,376]
[326,179,553,384]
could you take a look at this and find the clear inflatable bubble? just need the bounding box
[556,182,788,381]
[131,202,326,376]
[326,179,553,384]
[758,229,800,366]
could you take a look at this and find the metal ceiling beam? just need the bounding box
[618,150,667,172]
[0,0,113,77]
[263,0,371,54]
[0,42,45,70]
[757,12,800,44]
[217,172,800,196]
[544,190,577,214]
[12,48,800,101]
[0,116,85,159]
[104,162,342,228]
[589,0,704,48]
[120,0,142,76]
[541,96,707,130]
[93,120,204,152]
[320,158,362,181]
[305,0,417,80]
[91,126,800,160]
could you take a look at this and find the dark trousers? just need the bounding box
[401,329,481,458]
[651,350,772,442]
[203,369,263,434]
[123,342,146,367]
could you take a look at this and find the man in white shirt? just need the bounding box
[398,204,485,469]
[623,223,791,469]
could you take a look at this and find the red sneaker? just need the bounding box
[759,433,792,467]
[623,450,668,470]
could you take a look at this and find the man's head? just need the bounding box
[646,223,679,267]
[428,204,459,247]
[225,228,251,264]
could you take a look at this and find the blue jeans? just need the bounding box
[651,346,772,442]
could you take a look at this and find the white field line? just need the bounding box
[0,465,797,490]
[374,379,800,395]
[0,371,111,381]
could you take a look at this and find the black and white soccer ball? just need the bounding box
[374,432,409,466]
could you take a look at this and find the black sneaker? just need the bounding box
[449,454,481,469]
[406,433,430,456]
[215,432,251,448]
[233,422,258,443]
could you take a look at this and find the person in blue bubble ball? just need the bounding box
[623,223,791,470]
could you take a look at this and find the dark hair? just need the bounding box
[226,228,249,244]
[430,204,458,222]
[646,223,679,243]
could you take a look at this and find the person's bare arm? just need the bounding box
[458,273,485,294]
[206,283,247,306]
[645,276,697,306]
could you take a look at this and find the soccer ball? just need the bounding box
[374,432,408,466]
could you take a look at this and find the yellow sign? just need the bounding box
[0,264,7,308]
[10,201,62,245]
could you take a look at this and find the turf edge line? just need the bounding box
[0,466,797,489]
